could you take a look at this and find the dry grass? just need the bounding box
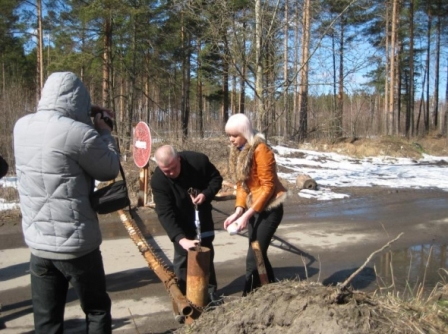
[297,135,448,160]
[0,186,19,202]
[373,280,448,333]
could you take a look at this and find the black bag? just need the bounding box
[91,163,131,214]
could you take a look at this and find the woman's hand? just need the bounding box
[224,207,245,230]
[233,216,249,231]
[231,207,255,232]
[224,213,239,229]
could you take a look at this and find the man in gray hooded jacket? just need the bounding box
[14,72,119,334]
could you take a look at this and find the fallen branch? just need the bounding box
[342,232,403,289]
[332,232,404,303]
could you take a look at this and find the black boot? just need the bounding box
[208,285,224,307]
[242,274,261,296]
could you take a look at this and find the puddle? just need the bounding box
[287,196,448,222]
[373,243,448,299]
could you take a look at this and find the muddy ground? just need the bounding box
[1,135,448,333]
[176,281,448,334]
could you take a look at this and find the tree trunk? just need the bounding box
[425,10,431,134]
[221,54,229,128]
[336,19,344,139]
[102,15,112,106]
[181,16,191,142]
[384,2,389,135]
[239,66,246,114]
[36,0,44,102]
[388,0,398,136]
[197,39,204,138]
[293,4,299,139]
[445,54,448,138]
[255,0,263,130]
[283,0,289,139]
[298,0,310,142]
[433,4,441,130]
[231,74,236,115]
[238,9,247,115]
[332,31,337,127]
[407,0,415,137]
[396,41,402,134]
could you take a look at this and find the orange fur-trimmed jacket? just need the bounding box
[229,133,287,213]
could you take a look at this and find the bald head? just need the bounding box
[154,145,177,166]
[154,145,181,178]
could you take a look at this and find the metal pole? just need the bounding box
[185,246,211,322]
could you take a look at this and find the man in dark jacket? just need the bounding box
[150,145,223,320]
[14,72,119,334]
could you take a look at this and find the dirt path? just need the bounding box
[1,186,448,333]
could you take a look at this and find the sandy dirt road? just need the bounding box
[1,186,448,333]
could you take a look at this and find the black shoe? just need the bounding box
[208,292,224,307]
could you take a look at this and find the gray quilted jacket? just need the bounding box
[14,72,120,259]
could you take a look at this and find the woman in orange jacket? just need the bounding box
[224,113,287,295]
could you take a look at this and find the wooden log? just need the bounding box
[214,180,236,201]
[296,174,317,190]
[222,180,235,188]
[214,191,236,201]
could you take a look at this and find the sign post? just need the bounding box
[133,122,151,207]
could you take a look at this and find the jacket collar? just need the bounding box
[229,133,265,183]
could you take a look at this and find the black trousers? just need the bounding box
[244,204,284,295]
[172,237,217,295]
[30,249,111,334]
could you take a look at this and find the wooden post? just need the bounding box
[251,241,269,285]
[137,166,148,206]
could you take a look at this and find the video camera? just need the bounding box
[90,108,114,131]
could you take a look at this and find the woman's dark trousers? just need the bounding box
[243,204,284,295]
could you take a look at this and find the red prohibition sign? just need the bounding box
[133,122,151,168]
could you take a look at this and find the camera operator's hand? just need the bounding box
[94,112,113,132]
[91,105,115,118]
[91,105,114,132]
